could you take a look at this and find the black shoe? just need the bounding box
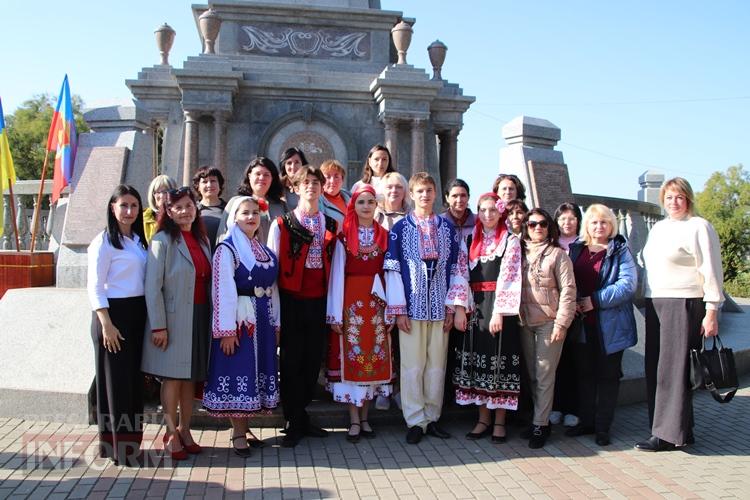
[305,424,329,438]
[466,421,491,440]
[634,435,675,452]
[246,432,267,449]
[528,425,550,449]
[231,435,252,457]
[491,423,507,444]
[281,431,302,448]
[346,423,361,443]
[595,432,610,446]
[360,420,375,439]
[565,424,595,437]
[406,426,424,444]
[426,422,451,439]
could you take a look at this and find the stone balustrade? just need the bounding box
[1,180,55,251]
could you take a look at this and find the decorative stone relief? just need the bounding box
[281,131,335,169]
[240,25,370,59]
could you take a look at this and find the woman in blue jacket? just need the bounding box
[565,204,637,446]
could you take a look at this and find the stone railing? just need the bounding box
[1,180,55,251]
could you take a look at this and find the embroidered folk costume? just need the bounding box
[326,186,393,406]
[453,197,523,410]
[203,197,281,417]
[385,212,470,430]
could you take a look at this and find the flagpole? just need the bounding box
[29,149,51,253]
[7,182,21,251]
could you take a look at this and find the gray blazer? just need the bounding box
[141,230,211,379]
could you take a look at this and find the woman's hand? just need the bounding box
[489,314,503,336]
[397,315,411,333]
[577,296,594,313]
[102,322,124,353]
[443,312,454,333]
[331,324,343,335]
[454,307,467,332]
[221,335,240,356]
[701,309,719,337]
[550,324,566,343]
[152,329,168,351]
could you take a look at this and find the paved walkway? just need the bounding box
[0,381,748,500]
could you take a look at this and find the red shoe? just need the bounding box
[181,437,202,455]
[164,433,188,461]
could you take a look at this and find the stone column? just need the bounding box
[383,117,399,170]
[438,129,458,184]
[213,111,228,176]
[182,110,200,186]
[410,118,426,176]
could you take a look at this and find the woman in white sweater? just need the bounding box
[635,177,723,452]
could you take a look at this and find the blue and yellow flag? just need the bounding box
[0,97,17,238]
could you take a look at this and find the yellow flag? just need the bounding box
[0,97,18,238]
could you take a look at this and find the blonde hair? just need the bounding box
[379,172,411,212]
[580,203,618,245]
[659,177,695,216]
[320,159,346,178]
[147,174,177,212]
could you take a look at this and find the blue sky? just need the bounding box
[2,1,748,201]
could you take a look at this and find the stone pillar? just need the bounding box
[438,129,458,184]
[638,170,665,205]
[182,110,200,186]
[410,118,426,176]
[383,117,399,169]
[213,111,228,176]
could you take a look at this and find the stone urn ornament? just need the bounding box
[198,8,222,54]
[154,23,176,65]
[391,20,413,65]
[427,40,447,80]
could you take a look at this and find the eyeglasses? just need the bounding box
[168,187,191,196]
[527,220,549,229]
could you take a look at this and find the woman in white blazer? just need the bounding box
[143,187,211,461]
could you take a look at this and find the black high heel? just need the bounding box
[231,435,252,458]
[492,423,507,443]
[466,421,491,440]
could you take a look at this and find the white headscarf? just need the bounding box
[225,196,258,273]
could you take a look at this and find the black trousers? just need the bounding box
[91,296,146,463]
[645,298,704,445]
[574,321,623,433]
[552,335,580,416]
[279,292,327,433]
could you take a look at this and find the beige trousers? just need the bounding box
[521,321,565,426]
[399,320,448,430]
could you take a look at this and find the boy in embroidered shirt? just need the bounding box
[384,172,470,444]
[268,166,338,447]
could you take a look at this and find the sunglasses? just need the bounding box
[527,220,549,229]
[168,187,191,196]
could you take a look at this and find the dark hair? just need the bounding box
[292,165,326,187]
[443,178,470,207]
[156,187,208,244]
[238,157,284,202]
[505,199,529,214]
[106,184,147,250]
[492,174,527,201]
[360,144,395,184]
[554,202,582,233]
[192,165,225,197]
[522,208,559,247]
[279,147,309,188]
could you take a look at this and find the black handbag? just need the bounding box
[689,335,738,404]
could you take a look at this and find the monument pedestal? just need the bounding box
[0,251,55,298]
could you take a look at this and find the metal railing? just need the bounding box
[1,180,55,251]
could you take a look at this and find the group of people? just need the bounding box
[87,142,724,467]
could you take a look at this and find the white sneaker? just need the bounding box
[375,395,390,411]
[393,392,402,410]
[563,414,580,427]
[549,411,563,425]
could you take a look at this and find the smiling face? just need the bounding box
[409,181,436,214]
[664,188,689,220]
[587,216,611,244]
[477,198,500,231]
[369,150,390,177]
[383,177,405,210]
[557,210,579,238]
[297,173,322,203]
[234,199,260,238]
[323,171,344,197]
[496,178,518,203]
[354,191,377,225]
[249,165,272,197]
[446,186,469,216]
[168,196,197,230]
[527,213,549,243]
[283,154,303,178]
[198,175,220,201]
[153,188,169,210]
[508,207,526,234]
[111,194,140,233]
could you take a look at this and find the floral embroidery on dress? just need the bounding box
[414,213,439,260]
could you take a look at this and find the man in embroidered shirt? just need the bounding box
[384,172,470,444]
[268,166,338,447]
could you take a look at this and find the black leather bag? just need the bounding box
[690,335,738,404]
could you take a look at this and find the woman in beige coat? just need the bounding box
[143,187,211,460]
[519,208,576,449]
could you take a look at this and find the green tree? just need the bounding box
[5,94,89,180]
[695,164,750,283]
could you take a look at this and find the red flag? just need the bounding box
[48,75,78,204]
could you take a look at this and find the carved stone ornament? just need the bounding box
[154,23,176,65]
[427,40,447,80]
[240,25,369,59]
[198,8,222,54]
[391,21,413,65]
